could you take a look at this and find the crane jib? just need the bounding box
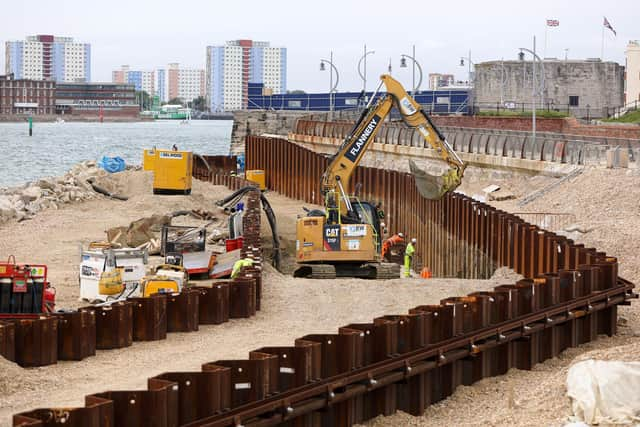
[344,114,381,162]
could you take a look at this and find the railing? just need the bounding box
[511,212,577,232]
[290,118,640,165]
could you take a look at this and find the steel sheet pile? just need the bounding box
[10,136,637,427]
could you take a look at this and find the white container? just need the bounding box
[80,248,148,302]
[154,268,188,291]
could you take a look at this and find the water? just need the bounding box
[0,120,233,187]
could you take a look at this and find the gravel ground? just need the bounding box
[1,166,638,427]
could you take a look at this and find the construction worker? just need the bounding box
[404,238,416,278]
[381,232,404,261]
[231,257,254,279]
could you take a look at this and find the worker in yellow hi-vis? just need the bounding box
[404,238,416,278]
[231,257,254,279]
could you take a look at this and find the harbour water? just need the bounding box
[0,120,233,187]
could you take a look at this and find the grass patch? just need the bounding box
[602,110,640,124]
[476,110,569,118]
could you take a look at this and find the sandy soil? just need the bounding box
[1,166,639,427]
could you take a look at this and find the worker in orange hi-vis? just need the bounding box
[381,232,404,260]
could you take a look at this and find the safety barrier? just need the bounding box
[9,137,637,426]
[1,176,262,368]
[292,119,640,165]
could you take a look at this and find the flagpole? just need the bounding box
[544,24,548,58]
[601,19,605,59]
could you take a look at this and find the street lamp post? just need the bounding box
[459,51,473,85]
[460,52,475,112]
[519,36,545,149]
[320,51,340,113]
[400,47,423,96]
[357,45,375,93]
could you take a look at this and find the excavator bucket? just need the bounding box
[409,160,463,200]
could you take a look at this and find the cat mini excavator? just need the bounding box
[294,74,465,279]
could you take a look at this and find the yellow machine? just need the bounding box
[294,74,466,279]
[143,149,157,171]
[245,170,266,190]
[151,149,193,195]
[141,277,180,297]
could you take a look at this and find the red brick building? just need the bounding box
[0,74,56,115]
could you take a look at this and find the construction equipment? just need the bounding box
[79,247,148,302]
[0,256,55,317]
[245,170,266,190]
[294,74,465,279]
[148,149,193,195]
[140,264,187,297]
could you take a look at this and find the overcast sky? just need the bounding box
[1,0,637,92]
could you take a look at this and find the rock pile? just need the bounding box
[0,161,107,223]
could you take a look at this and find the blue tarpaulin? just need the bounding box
[98,156,126,173]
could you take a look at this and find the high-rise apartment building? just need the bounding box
[206,40,286,111]
[166,63,205,104]
[5,35,91,82]
[626,41,640,104]
[112,65,155,95]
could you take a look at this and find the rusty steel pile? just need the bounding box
[9,136,637,426]
[0,177,263,369]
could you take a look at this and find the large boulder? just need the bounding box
[0,195,12,211]
[21,186,42,202]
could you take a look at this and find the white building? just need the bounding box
[206,40,287,111]
[626,40,640,104]
[5,35,91,82]
[171,64,205,105]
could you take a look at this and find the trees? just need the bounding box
[167,97,184,106]
[191,96,207,112]
[135,91,152,110]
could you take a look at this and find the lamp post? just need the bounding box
[357,45,375,93]
[460,51,475,112]
[320,51,340,113]
[459,51,474,86]
[400,45,423,96]
[519,36,545,149]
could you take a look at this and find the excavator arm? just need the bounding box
[322,74,465,206]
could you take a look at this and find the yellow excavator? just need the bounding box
[294,74,465,279]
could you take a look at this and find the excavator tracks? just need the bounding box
[294,263,400,280]
[369,262,401,279]
[294,264,337,279]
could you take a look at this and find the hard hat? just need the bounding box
[380,222,386,228]
[398,232,404,238]
[411,238,417,243]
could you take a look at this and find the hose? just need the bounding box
[215,186,282,271]
[87,179,128,201]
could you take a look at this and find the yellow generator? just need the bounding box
[141,277,180,297]
[151,150,193,195]
[143,149,156,171]
[245,170,266,190]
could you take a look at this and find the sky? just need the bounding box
[1,0,637,93]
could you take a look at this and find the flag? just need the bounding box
[603,16,616,36]
[546,19,559,27]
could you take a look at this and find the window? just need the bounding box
[569,96,579,107]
